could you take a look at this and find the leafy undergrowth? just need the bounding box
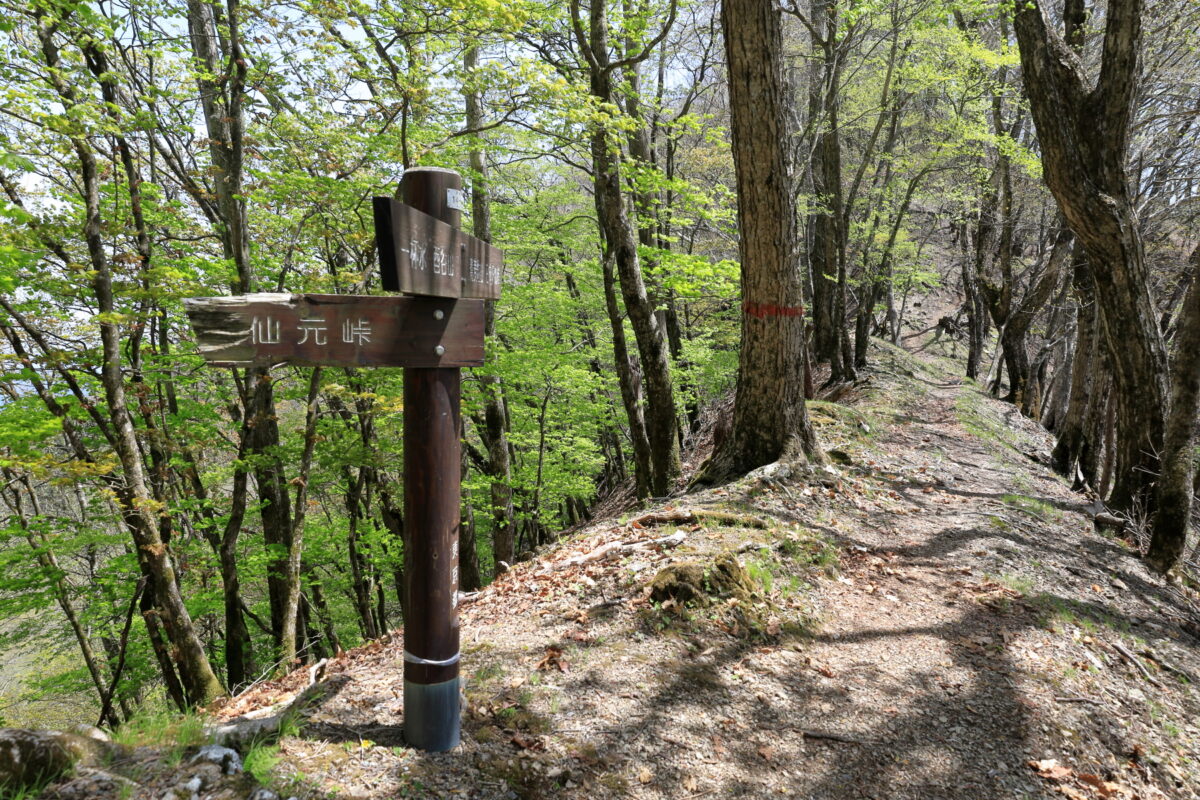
[35,337,1200,799]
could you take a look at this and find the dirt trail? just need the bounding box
[198,339,1200,800]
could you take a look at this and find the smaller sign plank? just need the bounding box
[184,294,484,368]
[373,197,503,299]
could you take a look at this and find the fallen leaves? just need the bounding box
[536,645,569,672]
[509,731,544,751]
[563,608,589,625]
[562,627,592,643]
[710,734,727,758]
[812,661,837,679]
[1028,759,1136,799]
[1029,759,1073,781]
[954,635,1000,656]
[953,579,1024,607]
[1078,773,1132,798]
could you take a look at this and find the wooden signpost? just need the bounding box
[185,167,498,753]
[185,294,485,368]
[373,197,502,299]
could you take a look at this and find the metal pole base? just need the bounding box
[404,677,461,751]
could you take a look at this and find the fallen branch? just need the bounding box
[628,508,770,530]
[1137,648,1194,684]
[1093,512,1127,534]
[798,729,877,745]
[207,658,330,747]
[764,725,878,745]
[1054,695,1106,705]
[1111,641,1163,687]
[554,531,688,571]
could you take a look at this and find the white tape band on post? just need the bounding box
[404,650,462,667]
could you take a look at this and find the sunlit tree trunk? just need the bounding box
[574,0,682,496]
[1013,0,1170,523]
[187,0,297,647]
[464,46,516,564]
[710,0,823,476]
[30,8,225,706]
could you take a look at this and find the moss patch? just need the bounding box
[648,552,755,606]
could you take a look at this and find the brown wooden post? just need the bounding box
[187,165,498,751]
[401,167,464,751]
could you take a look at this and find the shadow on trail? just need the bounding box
[787,603,1047,800]
[303,719,406,747]
[287,672,407,747]
[575,593,1056,798]
[877,474,1089,520]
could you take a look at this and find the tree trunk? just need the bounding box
[345,471,380,640]
[139,583,188,711]
[580,0,681,496]
[280,368,322,665]
[1030,271,1074,423]
[32,14,225,705]
[564,269,630,502]
[1052,253,1098,478]
[710,0,822,477]
[998,226,1073,411]
[251,375,294,648]
[459,449,482,592]
[463,50,516,570]
[598,247,654,498]
[188,0,296,647]
[960,228,987,381]
[307,573,342,655]
[1013,0,1169,518]
[1146,247,1200,572]
[808,0,850,381]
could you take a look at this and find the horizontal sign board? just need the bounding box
[184,294,485,368]
[373,197,503,300]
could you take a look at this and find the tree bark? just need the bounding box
[710,0,823,476]
[280,368,322,665]
[1052,253,1098,480]
[960,224,988,381]
[997,225,1073,412]
[1013,0,1170,518]
[599,245,654,499]
[187,0,296,645]
[459,448,483,591]
[463,50,516,569]
[345,470,380,640]
[33,9,225,706]
[575,0,681,496]
[1146,246,1200,572]
[808,0,851,381]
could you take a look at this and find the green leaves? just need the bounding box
[0,398,63,467]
